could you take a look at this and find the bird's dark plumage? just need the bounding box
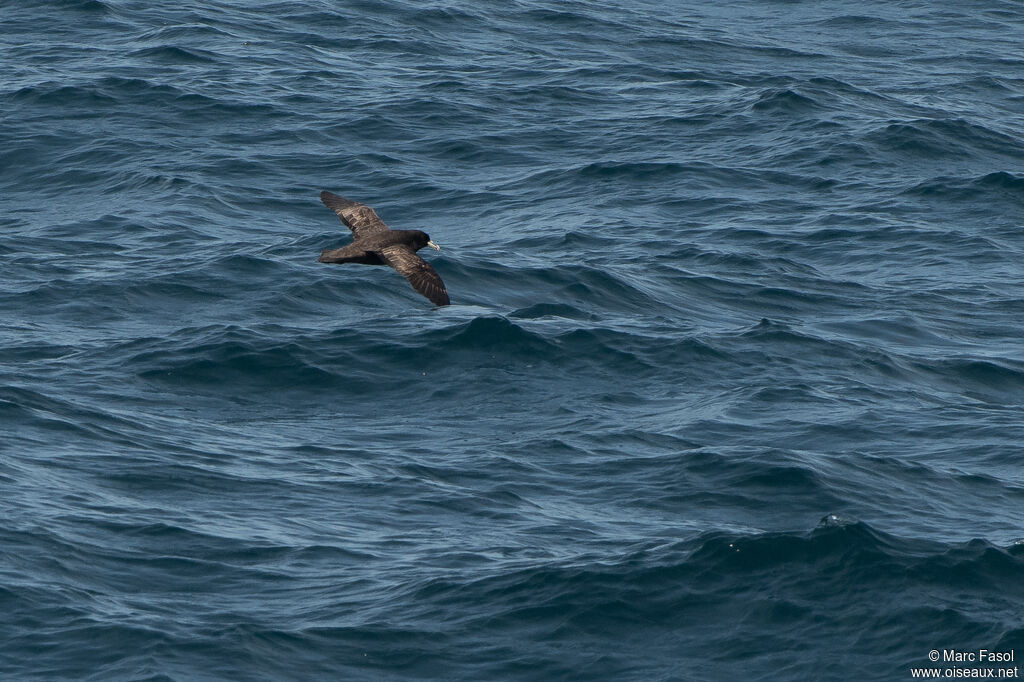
[318,191,450,306]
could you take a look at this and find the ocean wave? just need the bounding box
[903,171,1024,207]
[867,117,1024,160]
[369,519,1024,679]
[909,356,1024,403]
[127,45,219,64]
[124,315,665,394]
[751,88,822,113]
[0,385,162,452]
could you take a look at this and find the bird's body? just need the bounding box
[318,191,450,306]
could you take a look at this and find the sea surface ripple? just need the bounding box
[2,1,1024,679]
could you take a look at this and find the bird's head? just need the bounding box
[415,231,441,251]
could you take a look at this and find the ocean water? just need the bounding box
[3,0,1024,679]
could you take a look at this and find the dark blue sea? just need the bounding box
[3,1,1024,679]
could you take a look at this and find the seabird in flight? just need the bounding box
[317,191,450,306]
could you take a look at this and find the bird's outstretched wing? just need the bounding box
[380,245,450,306]
[320,191,390,238]
[318,242,385,265]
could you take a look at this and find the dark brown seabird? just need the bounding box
[317,191,450,306]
